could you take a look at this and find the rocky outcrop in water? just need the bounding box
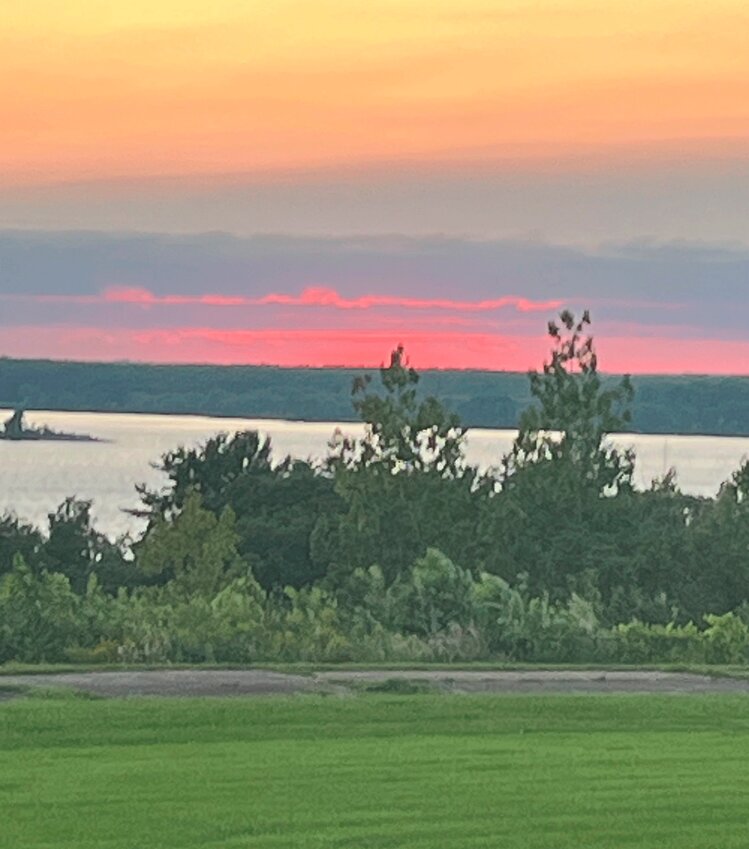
[0,409,100,442]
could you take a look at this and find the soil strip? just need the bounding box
[2,669,749,699]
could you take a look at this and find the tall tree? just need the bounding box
[484,311,636,598]
[508,309,634,494]
[314,346,485,583]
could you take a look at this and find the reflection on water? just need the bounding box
[1,410,748,538]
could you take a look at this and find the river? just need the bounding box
[1,410,747,538]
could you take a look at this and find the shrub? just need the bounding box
[474,573,604,662]
[703,612,749,664]
[612,620,704,664]
[0,556,81,662]
[390,549,479,637]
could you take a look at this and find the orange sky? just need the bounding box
[2,3,749,374]
[4,0,749,184]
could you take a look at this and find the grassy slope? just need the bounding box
[2,693,749,848]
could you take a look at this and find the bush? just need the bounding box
[474,573,604,662]
[0,556,81,662]
[703,612,749,664]
[612,620,704,664]
[4,544,749,667]
[390,549,479,638]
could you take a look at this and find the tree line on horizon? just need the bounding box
[3,311,749,666]
[2,350,749,436]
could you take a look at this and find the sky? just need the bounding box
[1,1,748,372]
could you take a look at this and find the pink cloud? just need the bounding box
[102,286,156,304]
[102,287,247,307]
[257,287,562,313]
[14,286,562,314]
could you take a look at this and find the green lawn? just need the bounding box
[2,692,748,848]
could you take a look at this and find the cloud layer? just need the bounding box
[12,285,561,314]
[1,231,748,373]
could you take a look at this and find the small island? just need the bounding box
[0,408,101,442]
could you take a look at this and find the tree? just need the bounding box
[135,430,274,521]
[42,498,130,595]
[483,311,636,599]
[0,513,43,578]
[0,554,80,663]
[136,431,341,590]
[137,492,248,597]
[222,458,340,590]
[684,461,749,616]
[507,309,634,494]
[313,347,485,583]
[341,345,466,477]
[390,548,478,637]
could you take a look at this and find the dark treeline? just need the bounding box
[3,312,749,666]
[3,355,749,435]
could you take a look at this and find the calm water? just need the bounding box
[1,409,748,538]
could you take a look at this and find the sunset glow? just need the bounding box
[2,3,747,372]
[4,324,748,375]
[4,1,749,184]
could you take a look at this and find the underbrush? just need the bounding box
[3,549,749,667]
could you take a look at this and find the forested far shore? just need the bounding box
[3,356,749,435]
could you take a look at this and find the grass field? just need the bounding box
[2,692,748,848]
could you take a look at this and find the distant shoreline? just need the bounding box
[3,357,749,438]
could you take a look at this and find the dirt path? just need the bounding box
[3,668,749,698]
[0,669,316,698]
[315,669,749,694]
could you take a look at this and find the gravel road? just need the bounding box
[2,668,749,698]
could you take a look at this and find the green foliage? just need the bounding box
[481,312,640,600]
[0,555,80,662]
[117,577,267,664]
[389,549,478,637]
[613,620,705,664]
[42,498,130,595]
[137,493,247,597]
[268,586,354,662]
[8,314,749,666]
[612,614,749,665]
[345,345,465,477]
[1,499,131,595]
[512,311,633,487]
[703,612,749,664]
[684,464,749,616]
[514,310,633,481]
[474,573,603,661]
[230,459,340,590]
[137,431,340,590]
[0,515,42,579]
[315,346,485,583]
[137,430,273,518]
